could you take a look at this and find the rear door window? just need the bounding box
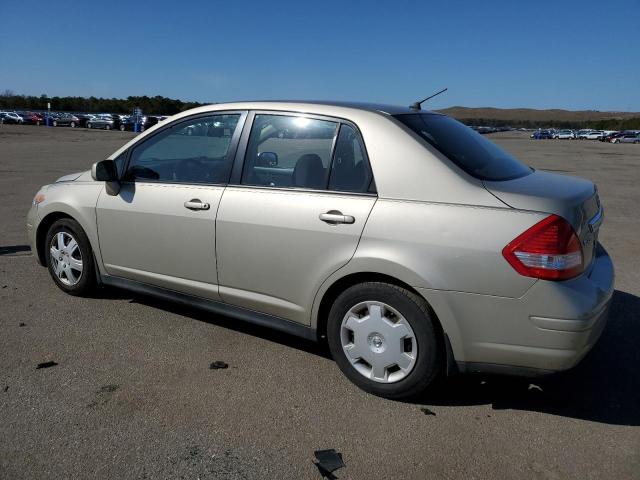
[241,114,338,190]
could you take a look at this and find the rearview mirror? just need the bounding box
[257,151,278,167]
[91,159,118,182]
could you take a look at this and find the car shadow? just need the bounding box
[125,292,330,359]
[115,286,639,425]
[417,289,640,426]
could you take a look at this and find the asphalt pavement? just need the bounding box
[1,125,639,479]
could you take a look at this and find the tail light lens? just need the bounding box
[502,215,583,280]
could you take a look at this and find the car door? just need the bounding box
[96,111,247,300]
[216,112,377,324]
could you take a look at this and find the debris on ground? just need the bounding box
[209,361,228,370]
[87,384,120,409]
[420,407,436,416]
[3,386,8,392]
[2,285,7,289]
[19,322,26,327]
[313,449,345,479]
[36,361,58,369]
[99,384,119,393]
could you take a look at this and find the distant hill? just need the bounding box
[435,106,640,129]
[436,106,640,122]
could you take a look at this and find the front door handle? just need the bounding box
[184,199,210,211]
[319,211,355,225]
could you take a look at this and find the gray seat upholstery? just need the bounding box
[293,154,326,189]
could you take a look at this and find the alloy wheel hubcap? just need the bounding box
[49,231,83,286]
[340,301,417,383]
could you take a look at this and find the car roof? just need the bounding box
[198,100,439,116]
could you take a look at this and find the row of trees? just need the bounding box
[0,90,206,115]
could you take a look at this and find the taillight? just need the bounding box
[502,214,583,280]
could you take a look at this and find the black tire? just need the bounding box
[44,218,96,296]
[327,282,441,399]
[120,124,125,131]
[105,124,111,131]
[70,121,76,128]
[52,120,58,127]
[87,123,92,129]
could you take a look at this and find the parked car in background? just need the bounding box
[119,115,159,132]
[613,133,640,144]
[26,101,613,399]
[578,130,604,140]
[72,113,95,128]
[106,114,124,130]
[530,130,553,139]
[0,111,24,124]
[553,130,575,139]
[601,131,623,142]
[87,115,115,130]
[17,111,44,125]
[51,113,80,127]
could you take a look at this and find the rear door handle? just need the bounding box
[184,199,210,211]
[319,211,355,225]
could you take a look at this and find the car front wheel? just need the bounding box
[327,282,441,399]
[44,218,96,296]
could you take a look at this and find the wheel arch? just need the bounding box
[35,211,74,265]
[314,271,451,371]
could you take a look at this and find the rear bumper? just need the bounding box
[419,243,615,374]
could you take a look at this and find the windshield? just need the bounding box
[394,113,532,181]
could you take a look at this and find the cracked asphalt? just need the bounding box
[1,125,639,479]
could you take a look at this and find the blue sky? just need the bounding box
[1,1,638,111]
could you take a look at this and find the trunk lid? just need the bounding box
[484,170,602,268]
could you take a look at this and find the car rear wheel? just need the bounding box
[44,218,96,296]
[70,122,76,128]
[327,282,441,399]
[87,123,92,129]
[120,124,125,131]
[52,120,58,127]
[105,124,111,130]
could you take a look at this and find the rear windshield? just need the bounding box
[394,113,532,181]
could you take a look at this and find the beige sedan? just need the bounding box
[27,101,614,399]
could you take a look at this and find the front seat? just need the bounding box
[292,154,326,189]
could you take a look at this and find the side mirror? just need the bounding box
[257,151,278,167]
[91,159,118,182]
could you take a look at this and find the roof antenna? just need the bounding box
[410,88,448,110]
